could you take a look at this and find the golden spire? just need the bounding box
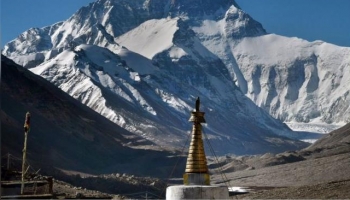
[183,97,210,185]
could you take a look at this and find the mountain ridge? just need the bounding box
[3,0,337,155]
[25,42,307,154]
[1,55,184,177]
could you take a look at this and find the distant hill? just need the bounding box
[304,122,350,154]
[1,55,183,177]
[210,123,350,198]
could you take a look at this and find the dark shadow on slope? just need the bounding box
[1,55,185,178]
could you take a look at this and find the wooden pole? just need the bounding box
[21,131,28,194]
[21,112,31,195]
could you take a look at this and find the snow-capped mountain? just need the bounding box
[3,0,333,154]
[1,55,185,176]
[4,0,349,129]
[27,41,306,154]
[198,31,350,125]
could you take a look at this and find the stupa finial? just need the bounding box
[195,97,200,112]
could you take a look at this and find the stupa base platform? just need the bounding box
[166,185,229,199]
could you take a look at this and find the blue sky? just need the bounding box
[236,0,350,47]
[1,0,349,47]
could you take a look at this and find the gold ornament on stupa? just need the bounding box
[183,97,210,185]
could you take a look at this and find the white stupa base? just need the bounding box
[166,185,229,199]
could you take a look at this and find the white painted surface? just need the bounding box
[166,185,229,200]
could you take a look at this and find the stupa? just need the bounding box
[166,97,229,199]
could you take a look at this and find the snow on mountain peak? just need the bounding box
[6,0,348,154]
[31,44,158,119]
[231,34,350,124]
[116,18,179,59]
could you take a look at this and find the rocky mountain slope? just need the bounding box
[210,122,350,198]
[2,0,311,155]
[307,121,350,150]
[1,55,184,177]
[230,36,350,124]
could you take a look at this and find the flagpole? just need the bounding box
[21,112,30,195]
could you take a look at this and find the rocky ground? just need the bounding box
[53,179,121,199]
[209,126,350,199]
[49,123,350,199]
[1,165,167,199]
[51,172,167,199]
[4,116,349,199]
[236,179,350,199]
[212,150,350,187]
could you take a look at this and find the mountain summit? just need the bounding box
[3,0,334,155]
